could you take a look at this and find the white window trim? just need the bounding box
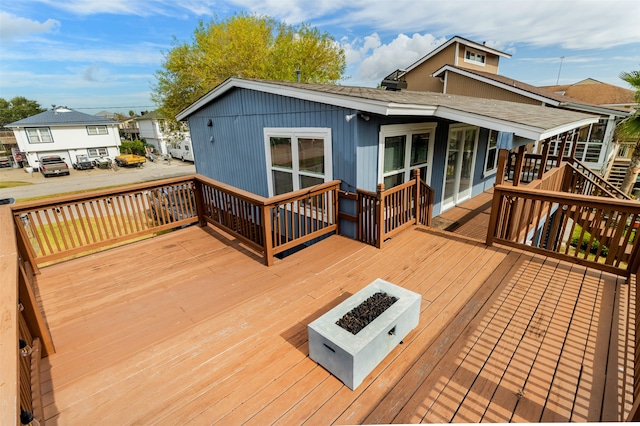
[87,125,108,135]
[264,127,333,197]
[26,127,53,144]
[87,147,108,157]
[483,130,499,177]
[464,48,486,66]
[377,123,437,187]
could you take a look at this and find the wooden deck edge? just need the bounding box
[30,338,44,426]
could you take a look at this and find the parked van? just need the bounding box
[169,142,194,162]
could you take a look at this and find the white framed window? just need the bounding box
[484,130,499,176]
[87,147,108,157]
[87,125,108,135]
[464,49,486,66]
[26,127,53,143]
[264,128,333,197]
[378,123,436,189]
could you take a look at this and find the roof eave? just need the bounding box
[558,102,630,118]
[435,106,599,141]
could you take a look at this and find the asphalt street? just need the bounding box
[0,158,196,201]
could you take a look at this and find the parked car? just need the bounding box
[39,155,70,177]
[115,154,146,167]
[169,143,194,162]
[92,156,113,169]
[0,197,15,205]
[0,156,11,168]
[73,155,94,170]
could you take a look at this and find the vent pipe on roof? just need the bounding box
[295,68,301,83]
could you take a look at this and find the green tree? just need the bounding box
[151,13,345,122]
[617,70,640,195]
[0,96,47,128]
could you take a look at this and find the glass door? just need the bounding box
[442,126,478,211]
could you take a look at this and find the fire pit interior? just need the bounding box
[308,278,420,390]
[335,292,398,335]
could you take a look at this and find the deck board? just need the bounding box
[33,195,634,424]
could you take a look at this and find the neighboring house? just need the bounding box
[540,79,638,186]
[541,78,637,112]
[383,37,630,176]
[5,106,121,169]
[176,78,597,237]
[119,115,141,141]
[136,110,191,156]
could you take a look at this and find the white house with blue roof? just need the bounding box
[6,106,121,170]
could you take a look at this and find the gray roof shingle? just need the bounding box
[6,107,118,127]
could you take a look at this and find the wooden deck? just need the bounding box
[33,203,633,423]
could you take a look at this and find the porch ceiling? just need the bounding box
[177,78,599,142]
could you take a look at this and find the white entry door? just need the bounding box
[442,126,478,211]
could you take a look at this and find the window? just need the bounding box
[87,147,108,157]
[464,49,486,65]
[264,128,332,196]
[26,127,53,144]
[484,130,499,175]
[87,125,108,135]
[378,123,436,189]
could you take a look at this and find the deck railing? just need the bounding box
[488,163,640,277]
[1,206,53,426]
[196,176,340,266]
[355,170,434,248]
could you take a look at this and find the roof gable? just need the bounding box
[178,78,598,142]
[6,107,117,127]
[403,36,511,74]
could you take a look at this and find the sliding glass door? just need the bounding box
[442,126,478,211]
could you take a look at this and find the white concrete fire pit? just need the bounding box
[308,278,420,390]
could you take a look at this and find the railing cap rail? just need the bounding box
[494,183,640,210]
[11,174,198,213]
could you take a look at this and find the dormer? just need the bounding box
[381,36,511,93]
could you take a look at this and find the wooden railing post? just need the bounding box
[513,146,526,186]
[486,186,503,246]
[496,149,508,185]
[261,204,274,266]
[193,178,207,227]
[538,140,551,180]
[376,183,385,249]
[413,169,421,225]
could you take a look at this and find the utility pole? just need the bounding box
[556,56,565,85]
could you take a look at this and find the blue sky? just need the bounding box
[1,0,639,115]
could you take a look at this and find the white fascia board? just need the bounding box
[431,65,562,107]
[384,104,438,116]
[538,116,600,140]
[433,106,550,140]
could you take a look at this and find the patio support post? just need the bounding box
[538,140,551,180]
[413,169,421,225]
[569,129,578,162]
[261,205,274,266]
[495,149,508,185]
[557,133,568,166]
[376,183,385,249]
[513,145,526,186]
[486,186,503,246]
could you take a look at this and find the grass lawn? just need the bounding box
[0,181,33,189]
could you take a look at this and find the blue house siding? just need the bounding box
[187,88,358,197]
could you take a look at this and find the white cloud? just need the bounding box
[0,12,60,42]
[342,33,447,85]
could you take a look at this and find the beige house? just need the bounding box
[382,37,630,178]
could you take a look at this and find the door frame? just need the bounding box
[441,124,479,212]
